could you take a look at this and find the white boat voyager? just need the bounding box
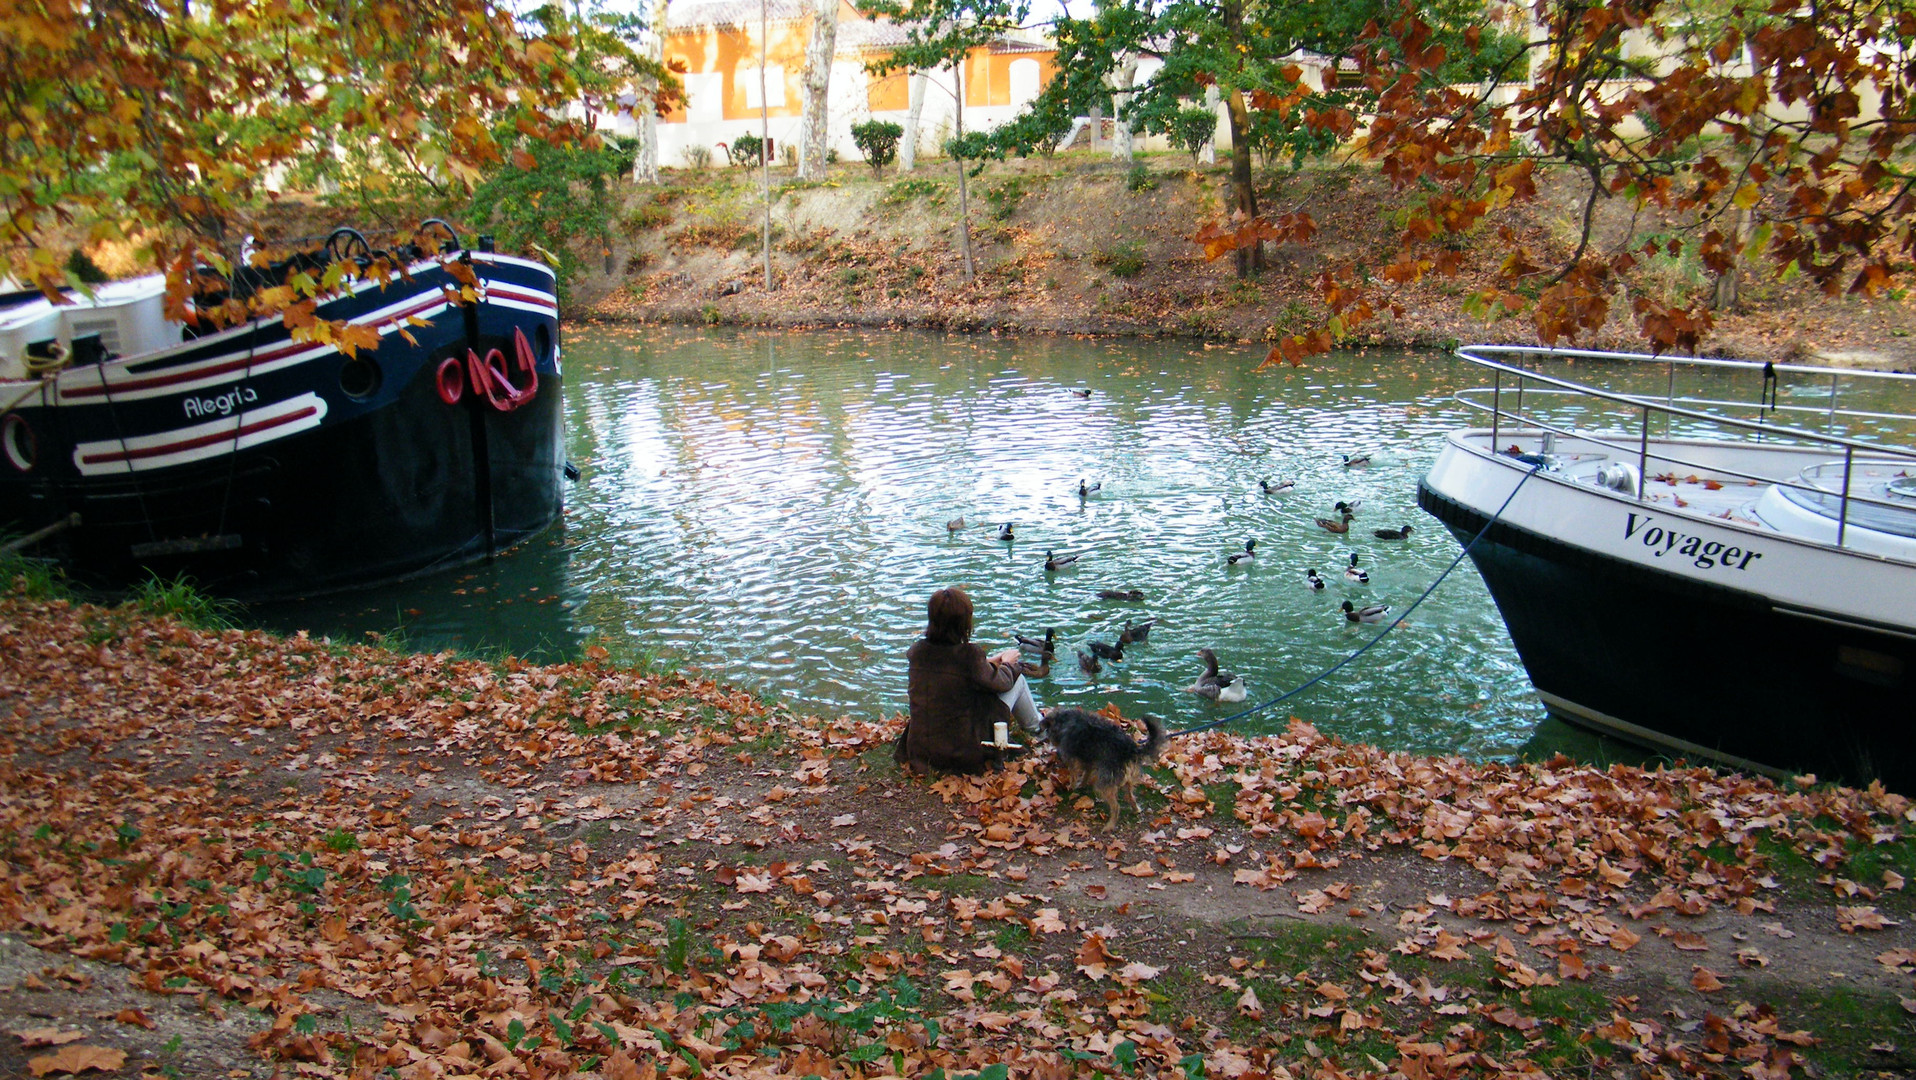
[1417,345,1916,789]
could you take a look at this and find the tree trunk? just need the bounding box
[1224,87,1262,277]
[901,70,927,172]
[634,0,670,182]
[1110,53,1138,162]
[1201,85,1220,166]
[760,0,774,290]
[796,0,838,179]
[1089,101,1103,151]
[1713,205,1751,311]
[953,60,974,283]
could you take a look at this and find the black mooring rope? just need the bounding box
[1168,462,1545,738]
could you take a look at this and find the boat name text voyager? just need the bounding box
[1624,513,1765,570]
[182,386,258,419]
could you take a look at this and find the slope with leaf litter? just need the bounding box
[585,159,1916,369]
[1,589,1914,1079]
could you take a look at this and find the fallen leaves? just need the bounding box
[1,594,1912,1080]
[26,1045,125,1077]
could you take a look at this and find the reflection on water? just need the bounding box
[256,326,1557,760]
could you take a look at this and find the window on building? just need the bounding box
[742,65,786,109]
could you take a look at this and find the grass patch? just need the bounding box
[131,572,236,630]
[884,178,945,206]
[928,873,993,895]
[0,551,68,599]
[1233,920,1375,978]
[1768,983,1916,1077]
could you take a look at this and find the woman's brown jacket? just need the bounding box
[895,639,1020,774]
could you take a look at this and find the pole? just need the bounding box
[761,0,774,291]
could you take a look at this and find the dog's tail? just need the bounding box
[1139,715,1165,761]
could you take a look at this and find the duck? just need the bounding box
[1334,499,1363,516]
[1015,628,1056,654]
[1373,524,1413,540]
[1078,479,1102,498]
[1344,552,1370,584]
[1315,513,1353,534]
[1341,600,1392,624]
[1343,452,1372,467]
[1087,639,1125,662]
[1045,549,1081,571]
[1186,648,1248,703]
[1077,649,1101,676]
[998,522,1015,541]
[1305,568,1327,591]
[1117,618,1157,646]
[1097,588,1145,601]
[1072,387,1093,399]
[1260,479,1295,494]
[1227,539,1257,565]
[946,516,966,532]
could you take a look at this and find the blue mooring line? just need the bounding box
[1167,463,1544,738]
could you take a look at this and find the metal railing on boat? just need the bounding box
[1452,345,1916,550]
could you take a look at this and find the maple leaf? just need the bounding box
[1238,986,1263,1018]
[1838,905,1899,931]
[27,1045,125,1077]
[1691,966,1725,992]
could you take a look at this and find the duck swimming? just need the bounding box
[1373,524,1413,540]
[1344,552,1369,584]
[1315,513,1353,534]
[1079,479,1102,498]
[1305,568,1327,591]
[1334,500,1363,516]
[1015,628,1056,654]
[946,516,966,532]
[1098,588,1145,601]
[1077,649,1101,676]
[1261,479,1295,494]
[1343,453,1372,467]
[1341,600,1392,624]
[1117,618,1157,646]
[1087,639,1125,662]
[1045,549,1082,571]
[998,522,1015,541]
[1227,539,1257,565]
[1186,648,1247,702]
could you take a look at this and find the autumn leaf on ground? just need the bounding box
[1238,986,1263,1018]
[10,1029,85,1048]
[1691,966,1725,992]
[27,1045,125,1077]
[1838,906,1900,932]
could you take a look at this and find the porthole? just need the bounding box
[339,356,382,400]
[2,414,36,472]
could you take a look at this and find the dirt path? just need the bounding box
[2,590,1913,1078]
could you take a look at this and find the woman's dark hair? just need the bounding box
[925,586,974,645]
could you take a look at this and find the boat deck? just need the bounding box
[1462,430,1916,563]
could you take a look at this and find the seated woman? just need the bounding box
[895,586,1048,775]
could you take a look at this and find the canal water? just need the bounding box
[253,325,1564,761]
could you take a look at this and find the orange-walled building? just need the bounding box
[600,0,1057,168]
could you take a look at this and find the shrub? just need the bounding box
[683,145,712,171]
[1125,164,1156,192]
[851,120,904,177]
[1094,240,1147,279]
[725,133,765,168]
[1168,106,1218,169]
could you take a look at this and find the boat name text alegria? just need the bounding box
[183,385,260,419]
[1625,513,1765,570]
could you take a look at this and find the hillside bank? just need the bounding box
[572,155,1916,370]
[2,587,1914,1078]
